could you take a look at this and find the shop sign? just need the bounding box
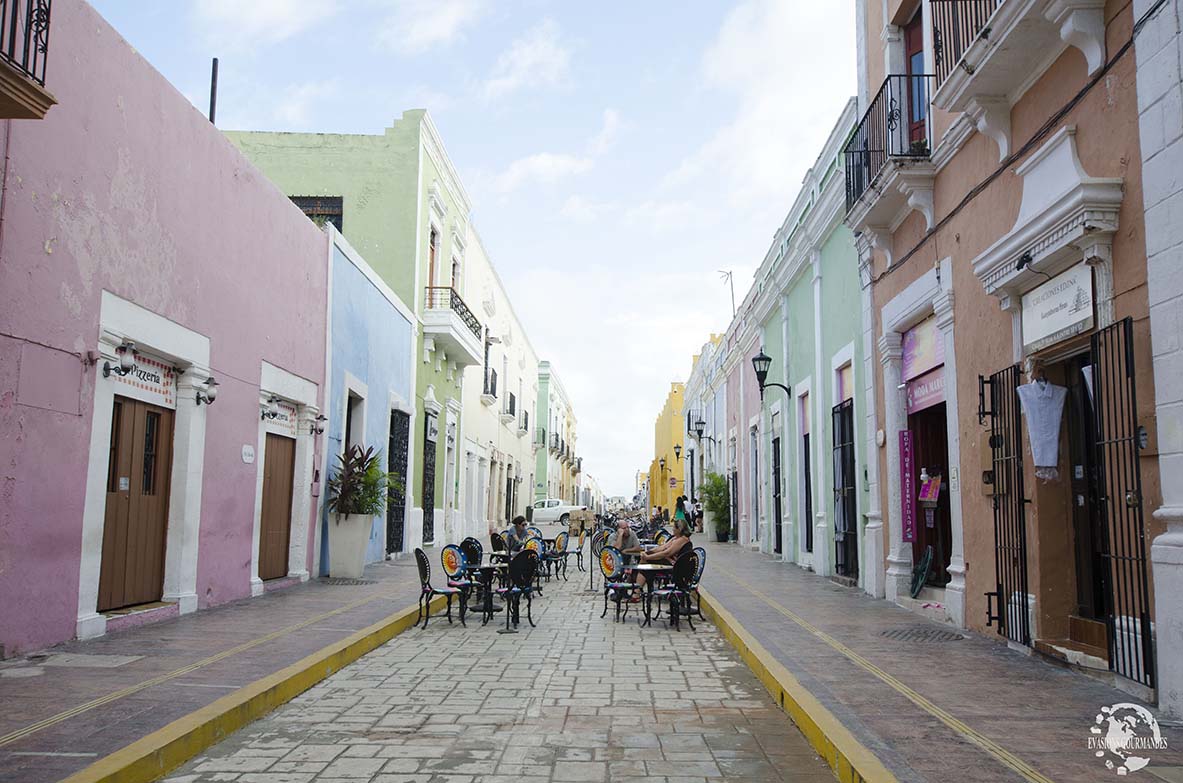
[112,351,176,409]
[902,316,945,382]
[1021,261,1093,354]
[425,413,439,443]
[669,477,677,488]
[264,401,299,437]
[905,367,945,414]
[900,431,916,543]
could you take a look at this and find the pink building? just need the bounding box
[0,0,328,655]
[723,291,763,548]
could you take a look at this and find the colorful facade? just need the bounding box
[0,0,328,654]
[648,382,686,513]
[535,361,579,504]
[228,112,481,551]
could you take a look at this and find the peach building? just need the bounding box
[850,0,1165,701]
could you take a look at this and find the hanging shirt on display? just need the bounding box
[1017,380,1068,481]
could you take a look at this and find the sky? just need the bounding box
[89,0,857,497]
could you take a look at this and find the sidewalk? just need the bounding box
[0,558,422,783]
[699,542,1183,783]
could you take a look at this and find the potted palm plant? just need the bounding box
[700,472,732,543]
[326,445,398,579]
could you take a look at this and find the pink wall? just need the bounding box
[0,0,327,655]
[724,320,765,547]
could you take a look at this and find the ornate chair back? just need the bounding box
[553,531,570,553]
[440,545,467,581]
[524,537,544,555]
[509,550,539,589]
[490,532,506,552]
[414,548,432,590]
[655,529,672,545]
[692,546,707,584]
[599,545,625,581]
[526,526,543,539]
[460,537,483,567]
[671,550,698,590]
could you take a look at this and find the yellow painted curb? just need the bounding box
[698,588,898,783]
[59,594,450,783]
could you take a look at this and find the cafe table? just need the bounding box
[467,563,508,626]
[631,563,673,627]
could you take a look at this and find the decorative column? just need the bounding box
[880,331,912,601]
[858,240,885,598]
[161,367,210,614]
[288,405,320,581]
[811,252,830,576]
[932,272,966,627]
[1135,0,1183,720]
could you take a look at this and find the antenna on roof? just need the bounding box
[208,57,219,124]
[719,270,736,317]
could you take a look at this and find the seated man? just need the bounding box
[615,518,642,557]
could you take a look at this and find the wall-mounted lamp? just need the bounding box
[102,341,137,378]
[196,376,219,405]
[1015,251,1052,282]
[673,444,682,461]
[261,395,281,421]
[309,414,327,435]
[659,457,666,472]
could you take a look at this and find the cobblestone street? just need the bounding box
[163,566,833,783]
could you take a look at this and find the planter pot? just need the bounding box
[328,513,371,579]
[702,509,715,537]
[716,531,729,543]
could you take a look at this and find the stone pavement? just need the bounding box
[0,559,423,783]
[698,542,1183,783]
[164,554,835,783]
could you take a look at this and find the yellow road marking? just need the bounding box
[0,592,384,748]
[713,562,1056,783]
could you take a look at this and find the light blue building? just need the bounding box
[318,226,417,574]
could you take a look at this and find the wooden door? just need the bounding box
[259,433,296,581]
[99,397,174,611]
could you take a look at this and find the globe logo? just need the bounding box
[1089,703,1169,775]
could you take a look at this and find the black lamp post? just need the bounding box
[674,444,681,461]
[752,350,791,400]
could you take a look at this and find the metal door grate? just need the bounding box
[979,365,1031,646]
[833,399,858,578]
[1091,317,1154,687]
[772,437,783,554]
[387,411,410,554]
[421,421,436,545]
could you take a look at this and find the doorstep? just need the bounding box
[102,601,179,634]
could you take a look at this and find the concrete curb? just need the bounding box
[698,588,898,783]
[59,595,448,783]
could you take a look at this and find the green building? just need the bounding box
[748,98,875,589]
[227,110,483,552]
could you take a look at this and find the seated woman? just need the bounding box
[505,515,530,554]
[635,517,692,590]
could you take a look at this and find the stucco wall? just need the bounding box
[322,242,413,572]
[0,0,327,655]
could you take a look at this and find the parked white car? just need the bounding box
[530,498,586,525]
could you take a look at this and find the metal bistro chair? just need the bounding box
[688,546,707,620]
[652,550,699,631]
[459,537,489,602]
[546,530,570,581]
[524,536,548,587]
[496,549,540,629]
[526,525,543,539]
[654,529,672,545]
[415,548,465,628]
[441,544,476,620]
[568,528,588,572]
[599,545,641,622]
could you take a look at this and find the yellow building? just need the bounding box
[648,382,685,515]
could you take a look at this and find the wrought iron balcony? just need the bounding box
[424,287,481,340]
[422,286,482,367]
[844,74,936,213]
[0,0,55,119]
[932,0,1002,86]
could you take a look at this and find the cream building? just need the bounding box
[458,227,539,539]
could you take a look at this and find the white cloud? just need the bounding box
[589,108,622,155]
[560,195,615,222]
[376,0,486,55]
[274,80,339,125]
[493,153,592,193]
[483,19,571,100]
[191,0,339,50]
[661,0,855,217]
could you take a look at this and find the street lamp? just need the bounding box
[673,444,681,461]
[659,457,666,472]
[752,350,791,400]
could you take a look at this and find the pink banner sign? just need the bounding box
[900,431,916,543]
[901,317,945,382]
[905,367,946,414]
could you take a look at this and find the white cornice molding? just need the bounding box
[971,126,1122,300]
[419,110,472,215]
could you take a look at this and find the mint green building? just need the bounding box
[228,110,482,553]
[748,99,876,592]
